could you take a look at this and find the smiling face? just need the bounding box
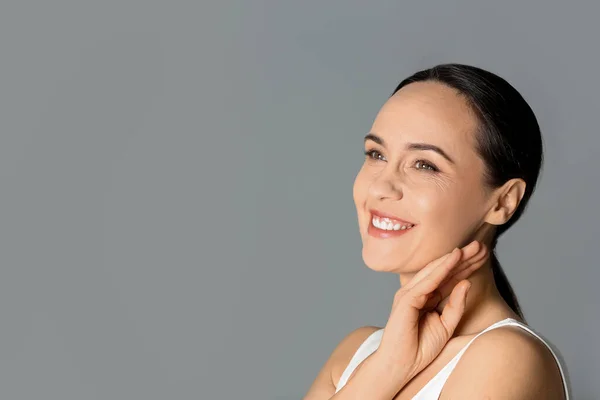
[353,81,497,274]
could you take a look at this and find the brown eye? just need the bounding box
[415,160,439,172]
[364,149,385,161]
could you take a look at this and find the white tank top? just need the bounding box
[335,317,570,399]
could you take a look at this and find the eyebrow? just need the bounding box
[364,133,455,164]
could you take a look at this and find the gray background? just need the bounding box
[0,1,596,399]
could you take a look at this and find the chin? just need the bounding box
[361,248,414,274]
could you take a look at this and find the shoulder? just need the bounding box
[329,325,382,388]
[303,325,381,399]
[440,325,566,399]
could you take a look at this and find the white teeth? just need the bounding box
[372,216,414,231]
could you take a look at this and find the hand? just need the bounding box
[375,240,489,383]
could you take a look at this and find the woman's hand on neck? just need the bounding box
[398,256,516,337]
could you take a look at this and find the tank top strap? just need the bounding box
[335,318,570,399]
[335,321,511,395]
[411,317,570,399]
[335,328,383,393]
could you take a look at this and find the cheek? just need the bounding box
[416,185,483,242]
[414,190,452,237]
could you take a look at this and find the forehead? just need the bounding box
[371,81,479,153]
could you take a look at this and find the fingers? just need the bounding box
[441,245,489,291]
[420,244,488,311]
[406,250,458,290]
[439,280,472,336]
[411,239,483,295]
[400,240,485,316]
[409,248,462,299]
[407,240,480,290]
[459,239,482,259]
[420,289,443,317]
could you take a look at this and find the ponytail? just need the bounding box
[391,64,544,325]
[490,248,525,321]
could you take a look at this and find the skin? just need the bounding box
[304,81,566,399]
[353,81,523,337]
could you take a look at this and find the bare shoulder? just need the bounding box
[303,325,382,400]
[329,325,383,387]
[440,325,566,400]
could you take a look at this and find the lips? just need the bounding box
[369,208,415,226]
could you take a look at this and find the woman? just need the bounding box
[303,64,570,399]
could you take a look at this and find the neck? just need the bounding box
[398,257,521,336]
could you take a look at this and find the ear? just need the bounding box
[484,178,527,226]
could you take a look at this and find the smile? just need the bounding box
[371,216,415,231]
[368,215,416,239]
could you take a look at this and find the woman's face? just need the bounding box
[353,81,494,274]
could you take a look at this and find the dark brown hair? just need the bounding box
[392,63,544,320]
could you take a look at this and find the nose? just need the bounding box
[368,166,404,201]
